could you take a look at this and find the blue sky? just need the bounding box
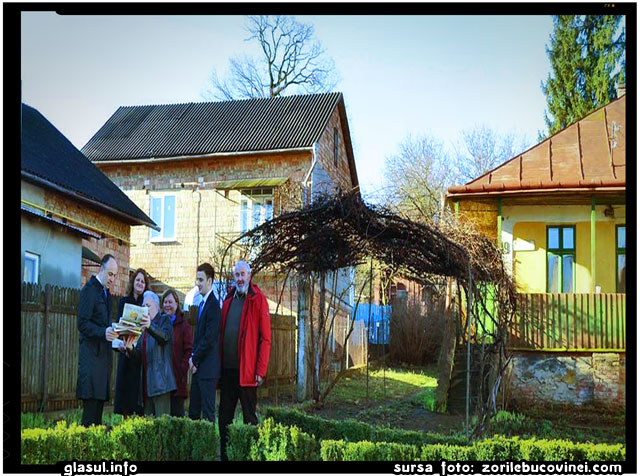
[21,13,557,199]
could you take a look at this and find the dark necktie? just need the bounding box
[197,300,204,323]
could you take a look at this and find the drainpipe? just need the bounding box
[302,143,319,204]
[193,187,202,268]
[296,143,318,401]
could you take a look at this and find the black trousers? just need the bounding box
[170,394,186,417]
[81,399,105,427]
[218,368,258,461]
[188,373,217,423]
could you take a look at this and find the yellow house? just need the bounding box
[447,94,626,350]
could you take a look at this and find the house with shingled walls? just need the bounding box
[82,92,359,318]
[446,92,626,411]
[21,103,158,294]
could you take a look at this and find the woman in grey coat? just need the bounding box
[125,290,176,416]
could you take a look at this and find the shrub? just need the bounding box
[21,422,111,464]
[321,436,625,462]
[252,418,320,461]
[21,410,124,430]
[22,415,218,464]
[473,435,524,461]
[582,442,626,461]
[321,440,419,461]
[320,440,347,461]
[420,444,474,461]
[226,422,260,461]
[227,419,319,461]
[21,412,49,430]
[262,407,468,446]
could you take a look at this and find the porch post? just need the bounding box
[591,196,596,293]
[454,200,459,220]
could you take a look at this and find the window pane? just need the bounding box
[562,228,574,250]
[562,255,574,293]
[240,200,249,232]
[163,195,176,239]
[617,226,626,249]
[547,253,560,292]
[548,228,559,249]
[252,202,263,227]
[24,257,36,283]
[618,254,626,293]
[265,200,273,221]
[151,197,162,239]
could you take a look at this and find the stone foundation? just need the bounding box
[506,351,625,410]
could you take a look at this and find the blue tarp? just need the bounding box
[353,303,391,344]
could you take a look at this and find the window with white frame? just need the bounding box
[150,194,177,241]
[239,188,274,233]
[24,251,40,284]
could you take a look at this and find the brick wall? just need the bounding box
[81,237,131,296]
[506,351,626,410]
[97,151,313,295]
[41,188,132,295]
[315,107,356,192]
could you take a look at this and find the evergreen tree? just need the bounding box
[541,15,625,137]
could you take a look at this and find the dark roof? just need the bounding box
[21,103,158,229]
[82,92,344,161]
[448,95,626,196]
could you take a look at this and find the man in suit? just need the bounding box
[76,253,119,426]
[188,262,221,422]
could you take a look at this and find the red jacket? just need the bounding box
[171,311,193,398]
[220,283,272,387]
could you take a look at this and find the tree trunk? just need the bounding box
[434,277,457,412]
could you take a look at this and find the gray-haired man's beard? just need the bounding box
[236,282,249,294]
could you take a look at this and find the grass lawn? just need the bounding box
[298,364,626,445]
[326,364,438,404]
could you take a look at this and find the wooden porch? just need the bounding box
[509,293,626,351]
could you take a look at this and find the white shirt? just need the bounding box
[200,287,213,310]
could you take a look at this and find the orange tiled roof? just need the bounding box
[448,95,625,195]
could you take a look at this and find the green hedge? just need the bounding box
[321,436,626,462]
[22,422,112,464]
[22,416,217,464]
[262,407,468,446]
[226,418,320,461]
[21,411,123,430]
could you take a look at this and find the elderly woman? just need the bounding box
[161,288,193,417]
[114,268,149,417]
[126,290,176,416]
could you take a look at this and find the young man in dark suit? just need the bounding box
[188,262,221,422]
[76,253,119,426]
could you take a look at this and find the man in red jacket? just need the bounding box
[218,260,272,461]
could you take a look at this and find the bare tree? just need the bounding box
[383,134,454,223]
[205,15,339,100]
[453,125,530,184]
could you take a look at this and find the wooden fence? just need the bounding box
[510,293,626,351]
[21,283,297,413]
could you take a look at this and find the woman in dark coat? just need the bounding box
[113,268,149,416]
[162,288,194,417]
